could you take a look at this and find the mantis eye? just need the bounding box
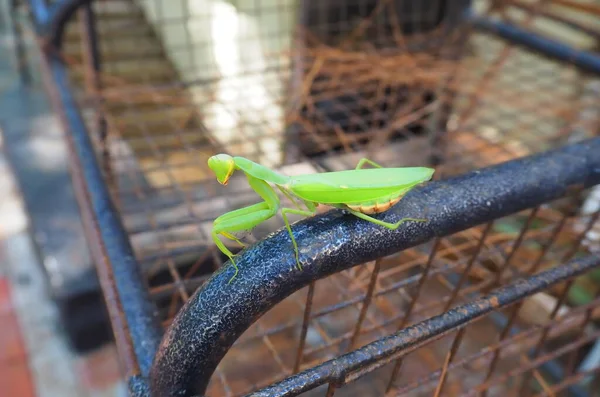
[208,154,235,185]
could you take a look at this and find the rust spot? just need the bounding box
[489,296,500,308]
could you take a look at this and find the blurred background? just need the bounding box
[1,0,600,396]
[1,1,128,396]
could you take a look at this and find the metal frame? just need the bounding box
[39,46,163,380]
[244,254,600,397]
[16,0,600,396]
[14,0,162,382]
[150,138,600,396]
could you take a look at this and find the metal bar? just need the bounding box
[30,0,94,50]
[444,273,590,397]
[480,207,541,396]
[517,210,600,396]
[149,138,600,396]
[292,282,315,374]
[393,291,600,396]
[433,327,466,397]
[250,254,600,397]
[532,367,600,397]
[385,238,443,392]
[346,260,382,352]
[36,51,163,377]
[28,0,51,26]
[68,145,141,377]
[25,0,164,382]
[469,14,600,75]
[325,383,337,397]
[477,215,570,394]
[10,0,32,85]
[443,222,494,312]
[464,329,600,396]
[564,286,600,380]
[77,2,113,189]
[429,223,494,396]
[509,0,600,40]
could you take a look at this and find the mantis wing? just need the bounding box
[288,167,434,204]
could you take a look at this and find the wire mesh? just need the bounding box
[22,0,600,395]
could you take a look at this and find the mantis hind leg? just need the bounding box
[355,158,385,169]
[280,207,317,270]
[345,207,427,230]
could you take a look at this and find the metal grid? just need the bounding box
[17,0,600,396]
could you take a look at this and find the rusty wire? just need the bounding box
[19,0,600,395]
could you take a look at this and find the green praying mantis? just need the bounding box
[208,154,435,283]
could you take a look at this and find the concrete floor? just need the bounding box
[0,19,127,397]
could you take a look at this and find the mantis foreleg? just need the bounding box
[212,175,280,283]
[280,207,318,271]
[212,202,276,283]
[213,204,268,248]
[345,207,427,230]
[220,231,248,247]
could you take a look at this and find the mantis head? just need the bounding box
[208,154,236,185]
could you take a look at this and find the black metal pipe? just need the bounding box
[78,2,112,187]
[10,0,33,85]
[444,273,589,397]
[43,54,163,377]
[149,138,600,396]
[79,3,100,73]
[26,0,162,377]
[26,0,163,382]
[250,255,600,397]
[470,15,600,75]
[510,2,600,41]
[28,0,51,26]
[36,0,95,50]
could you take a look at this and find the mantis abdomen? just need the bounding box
[346,194,405,214]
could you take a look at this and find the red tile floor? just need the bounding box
[0,277,37,397]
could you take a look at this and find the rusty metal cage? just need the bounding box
[12,0,600,396]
